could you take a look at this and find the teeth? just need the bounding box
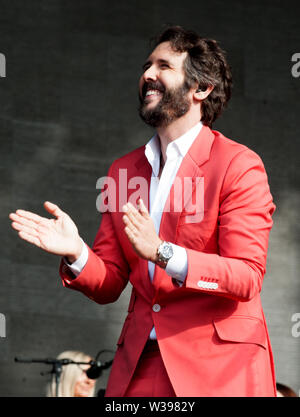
[145,90,161,97]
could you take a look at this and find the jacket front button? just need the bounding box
[152,304,161,312]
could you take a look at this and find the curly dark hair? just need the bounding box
[152,26,233,127]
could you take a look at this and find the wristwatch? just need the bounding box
[156,241,174,269]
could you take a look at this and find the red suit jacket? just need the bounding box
[60,125,276,397]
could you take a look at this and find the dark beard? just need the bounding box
[138,80,191,128]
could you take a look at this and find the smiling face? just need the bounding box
[138,42,193,127]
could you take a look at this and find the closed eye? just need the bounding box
[142,63,151,72]
[142,59,172,72]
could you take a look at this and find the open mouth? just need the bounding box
[142,83,165,102]
[145,89,162,98]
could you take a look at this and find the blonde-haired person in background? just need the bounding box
[46,351,96,397]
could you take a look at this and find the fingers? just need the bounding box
[9,210,44,225]
[123,211,138,236]
[9,212,45,230]
[138,198,150,219]
[123,202,142,228]
[122,203,141,244]
[11,219,39,238]
[124,225,137,244]
[9,202,64,229]
[122,199,151,232]
[9,209,45,250]
[18,230,42,248]
[43,201,64,218]
[10,217,42,247]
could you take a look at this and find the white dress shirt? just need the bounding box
[65,121,203,339]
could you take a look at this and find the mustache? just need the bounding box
[141,81,165,99]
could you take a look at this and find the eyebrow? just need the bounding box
[142,58,172,71]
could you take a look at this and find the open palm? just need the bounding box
[9,201,82,259]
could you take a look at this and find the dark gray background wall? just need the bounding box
[0,0,299,396]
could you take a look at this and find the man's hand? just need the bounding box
[122,199,161,263]
[9,201,82,262]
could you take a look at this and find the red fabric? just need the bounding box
[124,340,176,397]
[60,125,277,397]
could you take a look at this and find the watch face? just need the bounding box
[161,242,173,259]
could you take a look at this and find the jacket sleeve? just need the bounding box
[59,162,130,304]
[184,148,276,301]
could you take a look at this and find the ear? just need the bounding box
[193,85,214,101]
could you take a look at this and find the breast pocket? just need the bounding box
[177,212,217,250]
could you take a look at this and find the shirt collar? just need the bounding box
[144,134,161,177]
[145,121,203,176]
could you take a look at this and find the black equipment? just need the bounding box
[15,349,114,397]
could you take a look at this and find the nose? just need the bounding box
[143,64,157,82]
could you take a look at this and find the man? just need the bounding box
[9,26,276,396]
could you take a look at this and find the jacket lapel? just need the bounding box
[131,126,215,298]
[134,152,156,301]
[160,125,215,241]
[152,125,215,290]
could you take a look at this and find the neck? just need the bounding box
[156,109,201,163]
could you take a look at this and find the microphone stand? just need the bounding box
[15,357,92,397]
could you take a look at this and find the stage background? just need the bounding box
[0,0,299,396]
